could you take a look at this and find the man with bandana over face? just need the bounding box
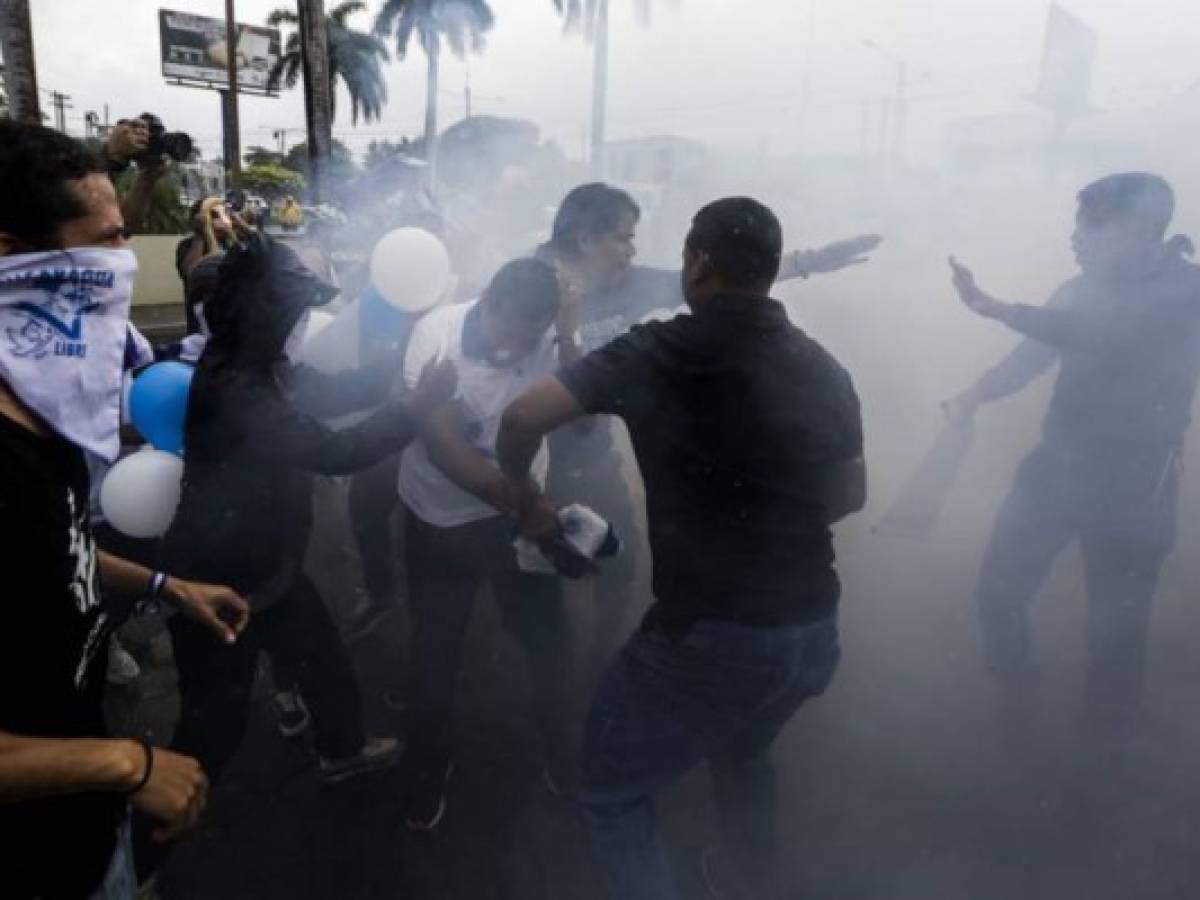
[161,231,457,789]
[0,121,250,900]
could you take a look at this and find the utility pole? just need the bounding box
[589,0,610,177]
[891,62,907,167]
[222,0,242,190]
[48,89,72,132]
[298,0,332,201]
[272,127,294,156]
[0,0,41,124]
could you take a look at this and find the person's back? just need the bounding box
[586,296,861,631]
[498,196,865,900]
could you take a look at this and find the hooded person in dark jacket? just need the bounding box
[161,231,455,785]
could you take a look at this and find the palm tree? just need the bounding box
[267,1,389,125]
[552,0,668,174]
[373,0,495,169]
[0,0,40,124]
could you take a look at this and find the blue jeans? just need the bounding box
[89,814,135,900]
[578,614,840,900]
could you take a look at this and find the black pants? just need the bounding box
[170,574,365,778]
[402,511,570,781]
[348,454,402,605]
[976,443,1179,727]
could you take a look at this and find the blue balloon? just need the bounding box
[129,362,193,456]
[360,284,418,343]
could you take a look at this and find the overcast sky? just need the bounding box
[23,0,1200,164]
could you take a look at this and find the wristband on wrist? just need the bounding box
[126,738,154,795]
[147,572,178,611]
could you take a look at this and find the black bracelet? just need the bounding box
[127,738,154,795]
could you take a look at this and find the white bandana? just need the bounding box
[0,247,138,462]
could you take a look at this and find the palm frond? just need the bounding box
[266,7,298,27]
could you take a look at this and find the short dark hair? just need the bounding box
[482,257,560,322]
[686,197,783,287]
[1078,172,1174,236]
[550,182,640,258]
[0,120,105,249]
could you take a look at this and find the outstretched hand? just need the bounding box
[806,234,884,273]
[167,579,250,645]
[948,256,1003,318]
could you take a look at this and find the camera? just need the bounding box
[133,112,194,166]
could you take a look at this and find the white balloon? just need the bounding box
[369,227,451,313]
[99,450,184,539]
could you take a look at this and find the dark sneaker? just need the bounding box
[319,736,400,784]
[405,761,455,831]
[343,598,395,644]
[272,690,311,739]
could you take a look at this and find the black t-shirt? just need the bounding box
[0,414,122,898]
[549,265,684,482]
[558,294,863,631]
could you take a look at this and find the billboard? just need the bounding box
[1032,4,1097,118]
[159,9,281,91]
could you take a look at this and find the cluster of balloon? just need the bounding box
[298,227,452,374]
[101,361,194,538]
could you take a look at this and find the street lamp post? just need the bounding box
[862,39,907,168]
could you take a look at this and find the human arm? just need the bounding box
[0,731,208,842]
[777,234,884,282]
[949,257,1103,351]
[98,551,249,645]
[500,333,653,537]
[104,120,170,235]
[943,337,1058,422]
[251,359,456,476]
[290,357,396,420]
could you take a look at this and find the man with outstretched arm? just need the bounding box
[945,172,1200,734]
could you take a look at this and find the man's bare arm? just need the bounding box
[498,377,586,484]
[0,732,144,801]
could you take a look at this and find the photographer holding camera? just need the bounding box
[101,113,193,236]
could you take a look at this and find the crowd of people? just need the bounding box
[2,112,1198,900]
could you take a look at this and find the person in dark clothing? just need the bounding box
[946,172,1200,733]
[161,232,456,784]
[535,183,880,681]
[500,197,866,900]
[0,119,249,900]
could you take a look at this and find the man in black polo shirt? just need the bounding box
[536,182,879,682]
[499,197,865,900]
